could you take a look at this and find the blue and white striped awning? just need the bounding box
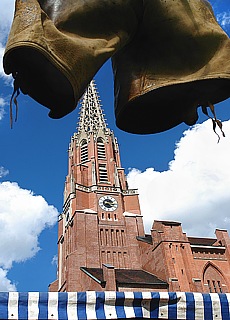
[0,291,229,319]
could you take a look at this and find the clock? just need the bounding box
[99,196,118,211]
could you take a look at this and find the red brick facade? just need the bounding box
[138,221,230,293]
[49,82,230,293]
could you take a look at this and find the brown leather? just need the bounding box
[113,0,230,133]
[3,0,230,133]
[4,0,142,118]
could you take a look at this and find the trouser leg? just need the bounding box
[3,0,142,118]
[4,0,230,133]
[112,0,230,134]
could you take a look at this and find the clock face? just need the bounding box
[99,196,118,211]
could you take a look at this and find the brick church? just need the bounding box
[49,81,230,294]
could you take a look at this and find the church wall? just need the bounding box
[138,222,230,293]
[79,271,104,292]
[72,211,100,268]
[99,225,132,269]
[57,210,100,291]
[192,257,230,293]
[85,214,101,267]
[49,279,59,292]
[138,241,168,283]
[123,194,141,214]
[100,249,129,269]
[123,216,143,269]
[75,190,89,210]
[136,216,145,237]
[177,243,203,292]
[65,252,101,291]
[139,222,207,292]
[139,240,204,292]
[117,169,127,191]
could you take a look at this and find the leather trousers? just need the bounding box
[3,0,230,133]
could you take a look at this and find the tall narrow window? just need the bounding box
[121,230,125,246]
[217,281,222,293]
[100,229,103,246]
[80,140,88,162]
[105,229,109,246]
[99,164,108,182]
[97,138,106,160]
[212,280,217,293]
[207,280,212,292]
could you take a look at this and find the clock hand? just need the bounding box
[104,200,113,206]
[106,200,117,204]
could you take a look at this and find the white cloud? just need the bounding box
[0,97,7,120]
[0,268,16,291]
[0,0,14,44]
[0,45,6,80]
[217,11,230,29]
[0,97,6,107]
[0,167,9,178]
[0,44,12,83]
[52,255,58,267]
[0,181,58,290]
[127,120,230,238]
[0,0,14,80]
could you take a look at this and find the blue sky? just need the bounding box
[0,0,230,292]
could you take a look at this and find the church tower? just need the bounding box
[49,81,166,292]
[49,80,230,294]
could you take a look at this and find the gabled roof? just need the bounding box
[136,235,153,244]
[188,237,218,246]
[115,269,167,287]
[80,267,168,289]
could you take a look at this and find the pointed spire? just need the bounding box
[77,80,109,135]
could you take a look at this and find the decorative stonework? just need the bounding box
[76,80,110,137]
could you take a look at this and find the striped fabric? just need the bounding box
[0,291,229,320]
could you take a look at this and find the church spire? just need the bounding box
[77,80,109,136]
[51,79,144,293]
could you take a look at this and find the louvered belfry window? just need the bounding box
[80,140,88,162]
[99,163,108,182]
[97,138,106,160]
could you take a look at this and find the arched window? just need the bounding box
[80,140,88,162]
[203,262,227,293]
[97,138,106,160]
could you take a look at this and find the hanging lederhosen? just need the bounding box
[3,0,230,133]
